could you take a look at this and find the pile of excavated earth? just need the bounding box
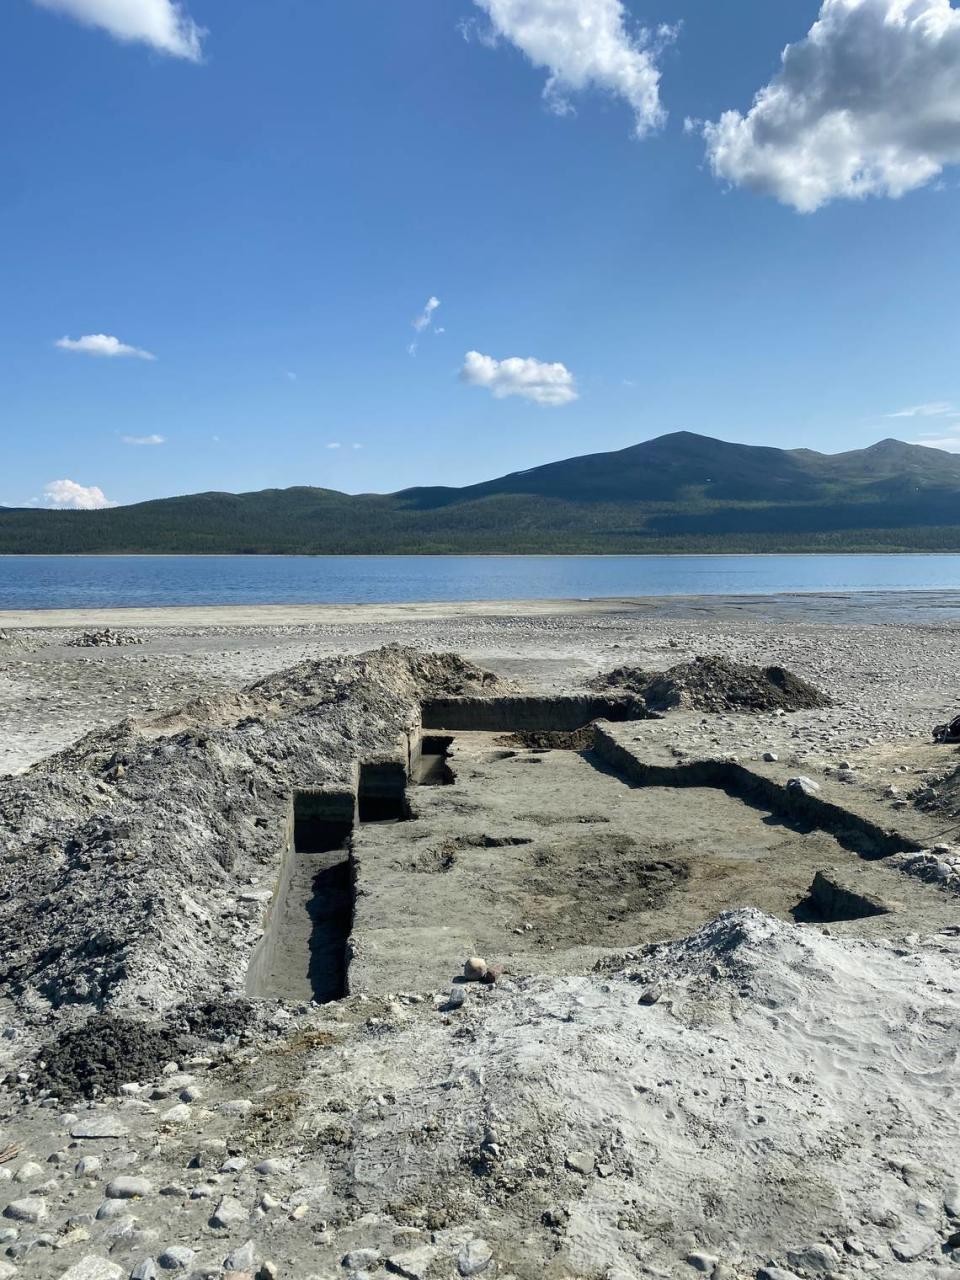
[0,642,958,1280]
[590,655,832,714]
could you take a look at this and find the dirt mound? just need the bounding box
[593,654,832,714]
[587,663,650,695]
[33,1015,176,1100]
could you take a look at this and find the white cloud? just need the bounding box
[470,0,670,138]
[410,295,442,356]
[326,442,342,449]
[43,479,118,510]
[32,0,204,60]
[121,433,166,445]
[413,296,441,332]
[460,350,579,406]
[56,333,156,360]
[886,401,958,418]
[702,0,960,212]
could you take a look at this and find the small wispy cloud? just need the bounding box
[121,434,166,446]
[885,402,958,419]
[285,371,297,381]
[409,295,442,356]
[43,479,117,510]
[326,442,342,450]
[32,0,205,61]
[413,296,441,333]
[56,333,156,361]
[460,350,579,406]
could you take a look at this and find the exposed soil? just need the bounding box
[496,725,598,750]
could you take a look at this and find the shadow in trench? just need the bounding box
[305,854,354,1003]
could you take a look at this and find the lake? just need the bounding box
[2,553,960,611]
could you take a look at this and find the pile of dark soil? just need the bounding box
[34,999,255,1101]
[592,655,832,714]
[35,1015,175,1101]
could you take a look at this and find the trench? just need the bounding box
[246,790,355,1004]
[589,726,920,860]
[251,698,921,1001]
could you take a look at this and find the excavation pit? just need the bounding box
[246,790,355,1004]
[415,735,455,786]
[358,760,411,822]
[347,728,935,996]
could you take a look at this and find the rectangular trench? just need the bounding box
[246,789,356,1003]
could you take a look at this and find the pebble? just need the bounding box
[224,1241,258,1271]
[131,1262,159,1280]
[565,1150,595,1176]
[787,776,821,796]
[56,1258,125,1280]
[457,1239,494,1276]
[639,984,663,1005]
[160,1104,191,1124]
[211,1195,248,1228]
[342,1249,380,1270]
[75,1156,101,1176]
[463,957,488,982]
[254,1158,292,1176]
[105,1176,152,1199]
[157,1245,196,1270]
[96,1199,137,1220]
[3,1197,47,1223]
[386,1245,438,1280]
[13,1161,43,1183]
[220,1099,253,1116]
[945,1184,960,1218]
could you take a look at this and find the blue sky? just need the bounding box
[4,0,960,508]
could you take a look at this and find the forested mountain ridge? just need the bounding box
[3,432,960,554]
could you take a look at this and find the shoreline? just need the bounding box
[3,588,960,629]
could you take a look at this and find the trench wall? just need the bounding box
[421,694,648,733]
[592,726,921,859]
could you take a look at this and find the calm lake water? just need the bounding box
[2,554,960,611]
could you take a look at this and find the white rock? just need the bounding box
[3,1196,47,1223]
[160,1104,191,1124]
[105,1176,152,1199]
[342,1248,380,1270]
[224,1240,258,1270]
[56,1258,125,1280]
[211,1195,248,1228]
[457,1239,494,1277]
[13,1161,43,1183]
[387,1246,438,1280]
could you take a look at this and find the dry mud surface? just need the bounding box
[0,595,959,1280]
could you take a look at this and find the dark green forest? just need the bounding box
[4,432,960,555]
